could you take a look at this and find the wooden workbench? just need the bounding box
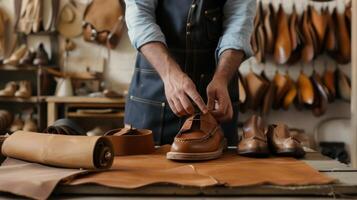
[48,152,357,199]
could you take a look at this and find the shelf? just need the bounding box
[0,65,58,71]
[0,96,46,103]
[46,96,126,104]
[67,112,125,118]
[18,31,58,36]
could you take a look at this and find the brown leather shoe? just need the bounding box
[301,10,314,63]
[325,9,337,54]
[261,71,276,116]
[264,3,275,54]
[15,81,32,98]
[311,71,329,117]
[274,5,291,64]
[323,68,336,102]
[238,115,269,157]
[336,68,351,102]
[273,71,290,109]
[23,117,38,132]
[0,82,17,97]
[167,113,226,161]
[267,123,305,158]
[297,71,314,106]
[246,70,269,110]
[282,74,297,110]
[310,7,328,52]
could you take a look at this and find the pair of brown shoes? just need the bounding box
[238,115,305,158]
[3,43,49,66]
[0,81,32,98]
[10,115,38,133]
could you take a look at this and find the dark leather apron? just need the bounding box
[125,0,239,145]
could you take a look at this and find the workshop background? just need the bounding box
[0,0,355,165]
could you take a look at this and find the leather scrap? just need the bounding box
[68,146,335,188]
[0,158,87,200]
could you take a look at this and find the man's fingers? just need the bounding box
[186,88,208,114]
[206,89,215,111]
[168,99,180,116]
[173,98,188,116]
[212,102,233,122]
[179,95,195,115]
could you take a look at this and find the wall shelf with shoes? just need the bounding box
[240,0,354,166]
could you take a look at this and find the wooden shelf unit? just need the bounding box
[46,96,126,126]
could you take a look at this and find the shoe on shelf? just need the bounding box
[3,44,28,66]
[103,89,123,98]
[33,43,49,66]
[32,0,42,33]
[23,117,38,132]
[19,49,36,66]
[267,123,305,158]
[166,113,226,161]
[0,81,17,97]
[237,115,270,157]
[14,81,32,98]
[10,116,24,133]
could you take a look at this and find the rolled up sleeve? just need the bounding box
[216,0,256,60]
[124,0,167,49]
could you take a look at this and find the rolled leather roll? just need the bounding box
[1,131,114,169]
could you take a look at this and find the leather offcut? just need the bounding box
[104,127,155,156]
[69,146,335,188]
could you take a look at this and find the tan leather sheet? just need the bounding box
[0,158,87,200]
[69,146,335,188]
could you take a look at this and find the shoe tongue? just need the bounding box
[191,114,201,130]
[275,123,290,138]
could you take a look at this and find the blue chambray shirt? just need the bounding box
[124,0,256,61]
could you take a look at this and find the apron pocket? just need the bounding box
[205,8,222,42]
[124,95,165,144]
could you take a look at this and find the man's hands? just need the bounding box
[206,76,233,122]
[140,42,208,117]
[206,49,245,122]
[163,67,208,117]
[140,43,244,121]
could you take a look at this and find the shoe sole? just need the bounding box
[237,148,270,158]
[166,139,227,161]
[275,148,306,158]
